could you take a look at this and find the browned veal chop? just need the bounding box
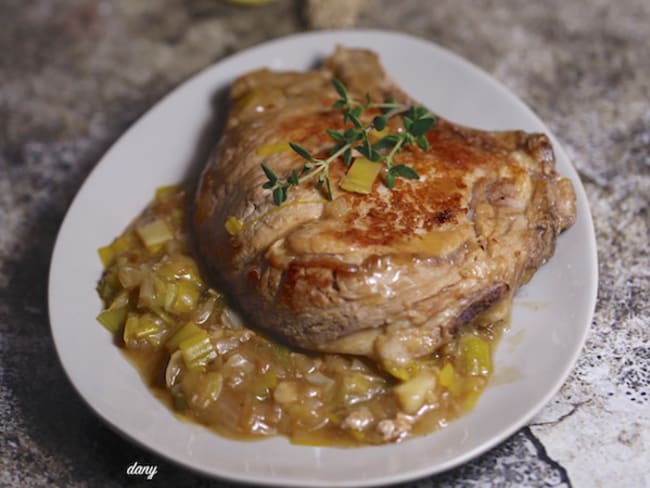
[194,47,576,371]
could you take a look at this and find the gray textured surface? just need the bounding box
[1,0,648,487]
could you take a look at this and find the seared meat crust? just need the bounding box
[194,47,576,368]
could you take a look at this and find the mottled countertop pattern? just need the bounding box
[1,1,648,487]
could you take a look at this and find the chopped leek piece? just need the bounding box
[137,322,162,341]
[135,317,162,339]
[97,245,115,267]
[179,331,217,371]
[225,216,244,236]
[256,141,291,156]
[369,127,389,141]
[151,275,169,308]
[166,322,204,350]
[438,362,462,396]
[340,158,382,194]
[151,306,175,325]
[163,282,178,311]
[122,314,139,341]
[393,371,437,414]
[136,219,173,251]
[235,87,261,110]
[170,281,201,314]
[96,307,127,334]
[159,255,201,281]
[109,290,130,310]
[123,313,167,347]
[155,184,181,200]
[137,275,155,308]
[117,265,142,289]
[111,234,133,254]
[457,334,492,376]
[98,234,134,267]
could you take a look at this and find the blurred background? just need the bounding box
[1,1,648,487]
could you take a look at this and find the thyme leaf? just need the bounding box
[260,79,436,205]
[288,142,313,161]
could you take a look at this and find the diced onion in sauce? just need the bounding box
[95,184,504,446]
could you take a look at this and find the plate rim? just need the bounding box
[48,28,598,487]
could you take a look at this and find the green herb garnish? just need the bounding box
[261,79,436,205]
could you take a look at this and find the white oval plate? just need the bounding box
[49,30,597,487]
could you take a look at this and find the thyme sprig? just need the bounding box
[261,79,436,205]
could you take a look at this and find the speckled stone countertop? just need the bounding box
[1,1,648,487]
